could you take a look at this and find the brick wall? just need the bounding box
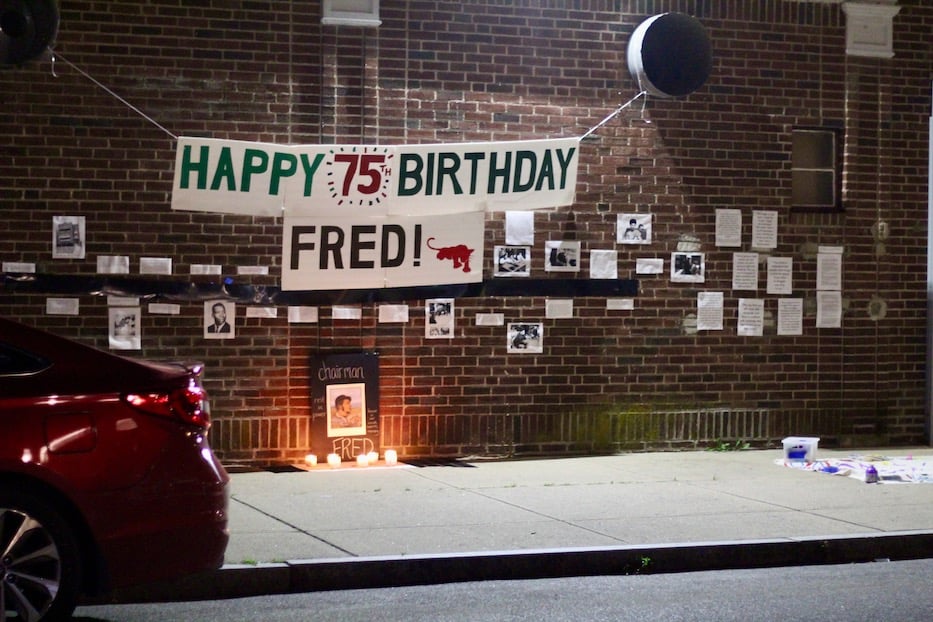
[2,1,931,465]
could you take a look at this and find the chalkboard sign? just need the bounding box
[309,352,380,461]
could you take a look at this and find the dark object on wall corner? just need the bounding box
[0,0,58,66]
[627,12,712,98]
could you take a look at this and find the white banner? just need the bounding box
[172,136,579,217]
[282,211,485,291]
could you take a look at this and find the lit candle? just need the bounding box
[304,453,318,467]
[385,449,398,465]
[327,453,341,468]
[367,451,379,464]
[356,454,370,467]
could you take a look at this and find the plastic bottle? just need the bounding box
[864,465,879,484]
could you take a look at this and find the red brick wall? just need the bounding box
[2,1,931,464]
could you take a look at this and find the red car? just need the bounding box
[0,317,229,620]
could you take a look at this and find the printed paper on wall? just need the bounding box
[767,256,793,295]
[751,210,778,249]
[715,209,742,247]
[732,252,759,290]
[590,249,618,279]
[109,306,141,350]
[618,213,652,244]
[52,216,86,259]
[544,240,581,273]
[696,291,724,331]
[737,298,764,336]
[507,322,543,353]
[777,298,803,336]
[426,298,455,339]
[494,245,531,277]
[204,300,235,339]
[505,211,535,245]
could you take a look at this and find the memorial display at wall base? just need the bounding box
[310,352,380,462]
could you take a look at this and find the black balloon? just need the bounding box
[0,0,59,66]
[627,12,712,98]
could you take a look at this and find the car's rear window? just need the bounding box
[0,343,51,376]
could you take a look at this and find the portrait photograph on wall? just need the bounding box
[204,299,235,339]
[617,213,652,244]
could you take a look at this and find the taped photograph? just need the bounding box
[52,216,86,259]
[426,298,455,339]
[544,240,580,273]
[108,307,141,350]
[204,300,236,339]
[617,213,652,244]
[507,322,543,353]
[494,245,531,277]
[671,252,705,283]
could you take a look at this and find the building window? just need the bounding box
[792,128,841,211]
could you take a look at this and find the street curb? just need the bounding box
[103,531,933,604]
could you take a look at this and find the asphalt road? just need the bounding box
[75,558,933,622]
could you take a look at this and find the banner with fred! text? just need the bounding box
[282,211,485,291]
[171,136,579,290]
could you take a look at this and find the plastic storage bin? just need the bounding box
[782,436,819,462]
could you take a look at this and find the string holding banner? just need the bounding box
[49,51,178,140]
[580,90,648,141]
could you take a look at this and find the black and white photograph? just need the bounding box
[544,240,580,273]
[204,300,236,339]
[671,252,705,283]
[52,215,86,259]
[494,245,531,277]
[426,298,455,339]
[507,322,543,353]
[108,306,141,350]
[617,213,652,244]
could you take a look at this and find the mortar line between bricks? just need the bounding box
[230,496,358,557]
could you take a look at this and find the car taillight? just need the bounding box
[124,378,210,429]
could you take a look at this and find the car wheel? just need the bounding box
[0,491,81,622]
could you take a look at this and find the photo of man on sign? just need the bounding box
[326,383,366,437]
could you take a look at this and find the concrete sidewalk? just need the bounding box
[110,447,933,603]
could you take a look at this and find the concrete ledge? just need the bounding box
[285,531,933,592]
[102,531,933,604]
